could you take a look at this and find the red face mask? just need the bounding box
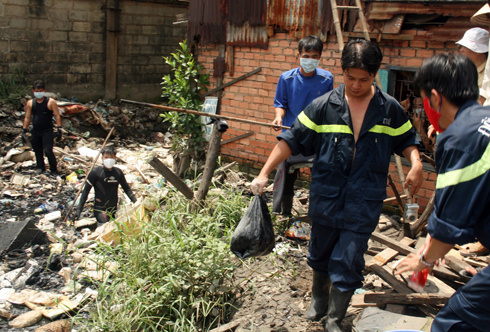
[423,97,444,133]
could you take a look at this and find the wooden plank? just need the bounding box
[363,292,450,306]
[367,237,415,267]
[148,156,194,199]
[368,264,438,317]
[371,232,468,282]
[203,68,261,97]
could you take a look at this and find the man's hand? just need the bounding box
[55,127,62,142]
[72,209,81,221]
[272,116,283,131]
[251,177,268,195]
[21,128,27,144]
[405,162,423,196]
[393,252,430,275]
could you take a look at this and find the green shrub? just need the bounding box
[75,186,247,332]
[0,68,30,105]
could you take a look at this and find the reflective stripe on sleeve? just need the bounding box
[436,142,490,189]
[368,120,412,136]
[297,112,353,134]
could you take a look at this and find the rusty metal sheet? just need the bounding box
[267,0,326,40]
[320,0,358,37]
[188,0,227,46]
[228,0,266,26]
[227,21,269,48]
[367,2,484,21]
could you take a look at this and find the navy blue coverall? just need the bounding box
[279,84,418,291]
[427,100,490,332]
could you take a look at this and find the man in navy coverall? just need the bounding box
[396,53,490,332]
[252,39,423,331]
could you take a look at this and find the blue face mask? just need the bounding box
[300,58,320,74]
[34,92,45,99]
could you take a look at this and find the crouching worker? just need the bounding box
[251,39,423,331]
[394,53,490,332]
[73,146,137,223]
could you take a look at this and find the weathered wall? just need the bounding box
[0,0,187,102]
[198,31,452,209]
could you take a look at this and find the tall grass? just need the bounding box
[74,186,248,332]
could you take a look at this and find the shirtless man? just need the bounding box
[251,39,423,331]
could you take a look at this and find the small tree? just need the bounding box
[161,40,209,177]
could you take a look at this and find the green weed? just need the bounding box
[74,186,248,331]
[0,68,30,105]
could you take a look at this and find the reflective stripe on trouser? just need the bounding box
[307,222,370,292]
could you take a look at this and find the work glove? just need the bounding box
[72,208,81,221]
[21,128,27,144]
[207,118,229,132]
[251,178,268,196]
[55,127,62,142]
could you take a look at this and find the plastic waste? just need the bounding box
[285,221,311,240]
[230,195,275,259]
[66,172,78,183]
[34,201,62,214]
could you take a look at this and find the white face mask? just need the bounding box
[103,158,116,169]
[300,58,320,74]
[33,92,45,99]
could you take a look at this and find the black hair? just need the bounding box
[298,35,323,55]
[32,80,45,90]
[101,145,117,155]
[413,53,479,107]
[341,39,383,76]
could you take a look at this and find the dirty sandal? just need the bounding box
[460,242,490,257]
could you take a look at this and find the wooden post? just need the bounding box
[105,0,118,99]
[195,45,226,203]
[387,174,405,212]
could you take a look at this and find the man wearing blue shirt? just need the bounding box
[395,54,490,332]
[272,35,334,216]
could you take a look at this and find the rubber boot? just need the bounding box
[324,286,354,332]
[282,194,294,216]
[306,271,331,321]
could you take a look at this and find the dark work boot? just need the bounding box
[324,286,354,332]
[306,271,331,321]
[282,194,294,216]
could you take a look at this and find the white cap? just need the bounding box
[456,28,489,53]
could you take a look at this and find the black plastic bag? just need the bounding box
[230,194,275,259]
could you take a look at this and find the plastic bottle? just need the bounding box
[408,268,428,293]
[34,201,62,214]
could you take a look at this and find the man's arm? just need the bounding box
[23,100,32,129]
[272,107,286,131]
[74,182,93,220]
[49,99,62,127]
[401,145,423,196]
[252,139,292,195]
[119,173,137,203]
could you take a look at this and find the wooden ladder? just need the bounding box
[330,0,383,89]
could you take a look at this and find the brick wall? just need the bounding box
[0,0,186,102]
[198,31,451,209]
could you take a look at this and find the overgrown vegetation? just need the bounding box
[161,40,209,161]
[0,68,30,106]
[75,185,248,332]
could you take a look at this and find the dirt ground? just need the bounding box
[228,237,359,332]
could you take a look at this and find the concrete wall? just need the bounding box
[198,32,451,209]
[0,0,187,102]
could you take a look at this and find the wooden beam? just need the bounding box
[387,174,405,211]
[368,264,438,317]
[203,68,261,97]
[364,292,450,306]
[148,156,194,200]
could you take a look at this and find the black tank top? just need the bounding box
[32,97,53,131]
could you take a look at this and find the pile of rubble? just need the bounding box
[0,94,168,141]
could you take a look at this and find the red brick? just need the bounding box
[401,30,417,35]
[407,58,423,67]
[390,58,407,66]
[400,49,416,57]
[283,48,294,56]
[428,41,445,49]
[421,180,436,191]
[415,197,429,208]
[410,40,426,48]
[393,41,409,47]
[417,49,434,58]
